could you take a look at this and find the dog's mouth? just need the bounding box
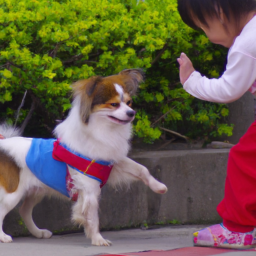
[108,116,132,124]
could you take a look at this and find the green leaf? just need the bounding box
[3,91,12,102]
[220,108,229,117]
[1,69,12,78]
[62,103,72,112]
[155,93,164,102]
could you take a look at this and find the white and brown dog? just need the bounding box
[0,69,167,246]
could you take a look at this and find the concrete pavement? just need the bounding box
[0,225,256,256]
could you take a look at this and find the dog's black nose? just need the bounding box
[126,110,136,118]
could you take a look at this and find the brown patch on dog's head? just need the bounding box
[72,76,103,123]
[72,69,145,124]
[104,68,145,96]
[0,149,20,193]
[117,68,145,95]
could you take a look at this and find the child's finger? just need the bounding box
[177,58,182,66]
[180,52,188,60]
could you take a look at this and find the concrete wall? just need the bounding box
[227,92,255,144]
[3,148,230,237]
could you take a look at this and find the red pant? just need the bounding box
[217,121,256,232]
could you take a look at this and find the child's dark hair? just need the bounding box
[178,0,256,30]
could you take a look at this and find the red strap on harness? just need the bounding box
[52,140,113,187]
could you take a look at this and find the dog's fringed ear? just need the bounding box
[118,69,145,96]
[72,76,101,124]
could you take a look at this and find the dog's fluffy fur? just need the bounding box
[0,69,167,246]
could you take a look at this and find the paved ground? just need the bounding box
[0,225,256,256]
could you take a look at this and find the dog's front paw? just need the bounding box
[92,234,112,246]
[0,233,13,243]
[149,177,168,194]
[34,229,52,239]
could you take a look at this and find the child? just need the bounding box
[177,0,256,249]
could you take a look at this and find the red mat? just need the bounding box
[99,246,256,256]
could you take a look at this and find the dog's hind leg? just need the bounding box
[0,190,24,243]
[19,194,52,239]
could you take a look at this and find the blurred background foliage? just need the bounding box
[0,0,232,142]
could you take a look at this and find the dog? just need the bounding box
[0,69,167,246]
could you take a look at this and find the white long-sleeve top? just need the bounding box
[183,15,256,103]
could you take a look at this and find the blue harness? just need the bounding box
[26,138,113,199]
[26,139,70,197]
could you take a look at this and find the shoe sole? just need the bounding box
[194,243,256,250]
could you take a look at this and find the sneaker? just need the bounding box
[193,223,256,249]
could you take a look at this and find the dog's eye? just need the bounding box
[126,100,132,106]
[110,103,120,107]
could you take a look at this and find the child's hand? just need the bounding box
[0,134,5,139]
[177,53,195,85]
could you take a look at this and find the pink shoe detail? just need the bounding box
[193,223,256,249]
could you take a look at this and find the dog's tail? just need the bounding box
[0,123,22,138]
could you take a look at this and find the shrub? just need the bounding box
[0,0,232,141]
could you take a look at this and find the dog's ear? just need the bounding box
[118,69,145,96]
[72,76,101,124]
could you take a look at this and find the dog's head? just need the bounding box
[72,69,144,125]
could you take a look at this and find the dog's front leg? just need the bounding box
[72,192,111,246]
[114,157,168,194]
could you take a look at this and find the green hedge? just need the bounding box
[0,0,232,141]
